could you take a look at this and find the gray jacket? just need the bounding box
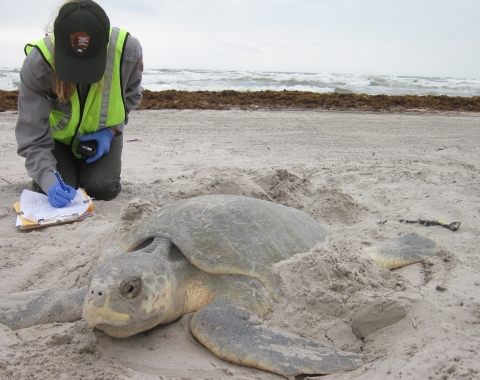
[15,33,143,193]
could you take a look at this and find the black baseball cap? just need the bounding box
[54,0,110,84]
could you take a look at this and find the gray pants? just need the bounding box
[47,134,123,201]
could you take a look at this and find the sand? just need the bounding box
[0,109,479,380]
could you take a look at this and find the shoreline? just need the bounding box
[1,89,479,113]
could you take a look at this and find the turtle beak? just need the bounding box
[83,296,153,339]
[83,294,131,328]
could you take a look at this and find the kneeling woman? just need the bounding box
[15,0,143,207]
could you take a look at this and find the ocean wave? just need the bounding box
[2,68,479,96]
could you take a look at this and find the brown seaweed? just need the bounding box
[1,89,479,113]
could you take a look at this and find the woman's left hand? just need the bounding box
[79,128,115,163]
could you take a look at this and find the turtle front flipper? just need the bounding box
[363,232,437,270]
[190,299,364,376]
[0,287,87,330]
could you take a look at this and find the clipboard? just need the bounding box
[13,188,94,230]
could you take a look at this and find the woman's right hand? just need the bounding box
[48,183,76,207]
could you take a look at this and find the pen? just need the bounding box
[54,171,73,203]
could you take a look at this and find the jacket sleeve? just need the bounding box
[112,34,144,133]
[15,49,59,193]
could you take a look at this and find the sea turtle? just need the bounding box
[0,195,436,377]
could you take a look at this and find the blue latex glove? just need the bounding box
[79,128,114,163]
[48,183,77,208]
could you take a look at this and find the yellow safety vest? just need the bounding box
[25,27,128,157]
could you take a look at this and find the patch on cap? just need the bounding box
[70,32,91,56]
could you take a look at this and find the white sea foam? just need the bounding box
[0,69,21,91]
[1,68,479,97]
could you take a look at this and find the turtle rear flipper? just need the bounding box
[190,299,364,376]
[0,287,87,330]
[364,233,437,270]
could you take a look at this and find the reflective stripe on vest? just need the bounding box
[25,28,128,156]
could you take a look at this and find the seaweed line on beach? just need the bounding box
[1,89,479,113]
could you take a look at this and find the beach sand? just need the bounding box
[0,109,479,379]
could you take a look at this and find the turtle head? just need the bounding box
[83,252,177,338]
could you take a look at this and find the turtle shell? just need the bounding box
[116,195,331,301]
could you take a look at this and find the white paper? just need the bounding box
[19,189,90,222]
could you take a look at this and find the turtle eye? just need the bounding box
[119,277,142,299]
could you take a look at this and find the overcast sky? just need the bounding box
[1,0,479,79]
